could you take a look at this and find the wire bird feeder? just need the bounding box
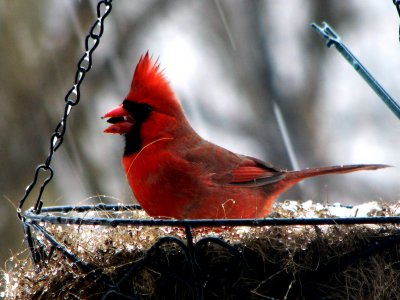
[13,1,400,299]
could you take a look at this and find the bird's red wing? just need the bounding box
[213,156,286,187]
[231,166,279,182]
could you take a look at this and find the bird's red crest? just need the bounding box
[126,52,180,114]
[131,52,163,90]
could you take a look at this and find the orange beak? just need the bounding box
[102,104,135,134]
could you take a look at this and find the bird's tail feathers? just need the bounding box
[288,164,390,180]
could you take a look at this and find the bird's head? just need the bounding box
[102,52,188,155]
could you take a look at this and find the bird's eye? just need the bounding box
[123,100,153,121]
[143,104,153,112]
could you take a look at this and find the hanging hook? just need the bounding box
[311,22,400,120]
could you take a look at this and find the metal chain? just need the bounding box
[394,0,400,42]
[394,0,400,17]
[17,0,113,220]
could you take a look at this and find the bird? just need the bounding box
[102,52,388,219]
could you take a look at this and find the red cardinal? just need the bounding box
[102,52,387,219]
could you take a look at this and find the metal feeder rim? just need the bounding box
[22,204,400,228]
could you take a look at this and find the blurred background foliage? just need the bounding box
[1,0,399,274]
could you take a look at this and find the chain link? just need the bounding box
[17,0,113,220]
[394,0,400,16]
[393,0,400,41]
